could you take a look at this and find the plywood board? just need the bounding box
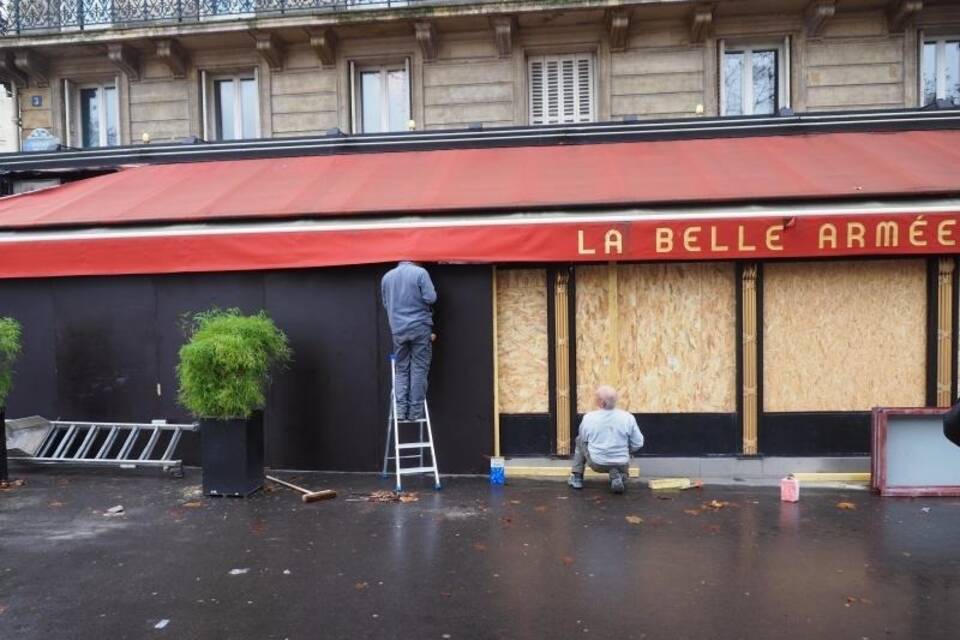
[764,260,926,412]
[496,269,549,414]
[575,263,737,413]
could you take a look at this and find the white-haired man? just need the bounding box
[568,385,644,494]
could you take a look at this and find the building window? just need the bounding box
[921,37,960,106]
[65,81,119,148]
[352,62,410,134]
[528,53,595,125]
[721,41,788,116]
[206,73,259,141]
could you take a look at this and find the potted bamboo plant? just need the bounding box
[177,309,291,497]
[0,317,22,483]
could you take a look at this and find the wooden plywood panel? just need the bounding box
[496,269,548,414]
[575,265,611,412]
[576,263,736,413]
[763,260,926,412]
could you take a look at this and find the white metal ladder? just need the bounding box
[381,354,441,491]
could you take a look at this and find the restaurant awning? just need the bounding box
[0,129,958,278]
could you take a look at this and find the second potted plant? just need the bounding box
[177,309,291,497]
[0,317,22,484]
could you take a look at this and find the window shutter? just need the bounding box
[575,54,594,122]
[528,53,594,125]
[200,70,209,140]
[528,58,545,125]
[63,78,73,147]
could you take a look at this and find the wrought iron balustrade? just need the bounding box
[0,0,460,35]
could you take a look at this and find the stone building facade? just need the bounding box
[0,0,958,148]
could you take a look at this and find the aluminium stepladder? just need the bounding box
[381,353,442,491]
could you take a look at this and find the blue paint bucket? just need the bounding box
[489,457,505,485]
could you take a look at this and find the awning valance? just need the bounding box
[1,201,958,279]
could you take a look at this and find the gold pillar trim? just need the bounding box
[607,262,620,388]
[555,270,572,455]
[741,264,759,455]
[936,257,955,407]
[492,265,501,457]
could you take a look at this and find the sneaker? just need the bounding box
[568,473,583,490]
[610,469,625,494]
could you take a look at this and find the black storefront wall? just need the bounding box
[0,265,494,474]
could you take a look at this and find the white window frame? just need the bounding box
[65,79,120,148]
[206,71,260,141]
[920,34,960,106]
[527,52,596,125]
[719,38,790,116]
[350,59,411,134]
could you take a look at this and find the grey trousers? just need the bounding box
[570,437,629,479]
[393,326,433,419]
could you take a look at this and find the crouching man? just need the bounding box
[568,385,644,494]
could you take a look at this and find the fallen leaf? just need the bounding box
[472,543,487,552]
[440,592,452,598]
[228,568,249,576]
[509,500,521,505]
[703,500,730,510]
[48,501,64,508]
[533,506,548,513]
[845,596,872,607]
[625,515,643,525]
[655,495,673,501]
[684,509,702,517]
[836,502,857,511]
[354,582,369,590]
[182,501,202,508]
[560,556,575,566]
[702,524,722,535]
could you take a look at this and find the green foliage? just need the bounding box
[176,309,292,420]
[0,317,22,408]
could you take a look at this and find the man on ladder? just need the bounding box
[381,261,440,491]
[381,261,437,421]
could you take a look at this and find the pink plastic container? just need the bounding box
[780,475,800,502]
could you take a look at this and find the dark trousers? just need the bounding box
[392,326,433,419]
[570,436,629,479]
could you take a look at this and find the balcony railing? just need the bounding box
[0,0,461,35]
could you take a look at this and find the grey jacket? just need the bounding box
[578,408,644,466]
[381,262,437,335]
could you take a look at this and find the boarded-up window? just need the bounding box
[575,263,737,414]
[528,53,595,125]
[763,260,926,412]
[497,269,549,413]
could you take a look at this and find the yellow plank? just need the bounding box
[506,466,640,479]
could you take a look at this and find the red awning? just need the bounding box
[1,129,960,230]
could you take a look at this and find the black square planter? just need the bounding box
[201,411,264,497]
[1,407,7,483]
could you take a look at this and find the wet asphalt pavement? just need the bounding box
[1,467,959,640]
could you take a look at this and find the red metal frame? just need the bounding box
[872,407,960,497]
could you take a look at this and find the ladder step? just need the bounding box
[396,418,428,423]
[396,442,431,449]
[398,466,437,475]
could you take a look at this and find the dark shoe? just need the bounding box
[610,469,625,494]
[568,473,583,490]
